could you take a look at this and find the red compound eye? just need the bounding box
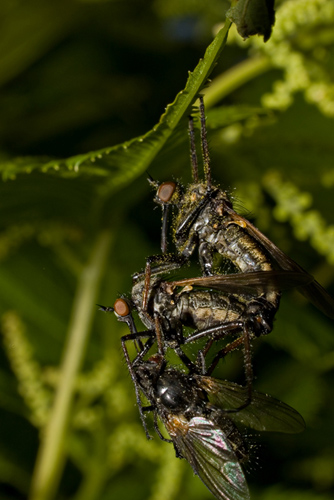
[113,298,130,317]
[157,182,176,202]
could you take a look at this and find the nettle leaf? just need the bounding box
[227,0,276,42]
[0,22,232,199]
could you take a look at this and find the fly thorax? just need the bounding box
[131,280,144,310]
[134,362,161,399]
[176,183,207,219]
[132,273,162,310]
[173,183,211,246]
[131,278,157,329]
[156,372,206,414]
[154,289,183,328]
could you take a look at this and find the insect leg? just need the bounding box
[188,113,199,182]
[239,322,253,411]
[185,320,254,409]
[184,321,244,374]
[199,96,211,190]
[161,204,171,253]
[120,332,154,440]
[206,336,244,375]
[184,320,244,344]
[108,302,159,436]
[111,303,156,365]
[131,335,155,366]
[141,405,173,442]
[196,325,244,374]
[154,313,198,372]
[205,324,254,413]
[196,338,214,374]
[153,411,173,443]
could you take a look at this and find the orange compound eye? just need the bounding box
[157,182,176,202]
[113,298,130,317]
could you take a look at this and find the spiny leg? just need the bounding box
[205,336,244,375]
[206,325,254,413]
[185,319,254,410]
[121,332,153,439]
[153,411,172,443]
[101,302,156,437]
[154,313,198,373]
[188,114,199,182]
[240,322,253,410]
[199,96,211,190]
[161,204,170,253]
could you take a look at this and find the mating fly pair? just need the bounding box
[109,96,334,410]
[101,300,306,500]
[143,97,334,387]
[100,97,334,500]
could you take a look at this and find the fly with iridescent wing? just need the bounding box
[128,355,305,500]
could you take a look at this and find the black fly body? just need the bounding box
[128,355,305,500]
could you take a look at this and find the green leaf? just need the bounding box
[227,0,276,42]
[0,21,232,200]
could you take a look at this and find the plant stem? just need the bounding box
[29,230,112,500]
[203,55,272,108]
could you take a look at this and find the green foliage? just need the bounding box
[0,1,334,500]
[230,0,334,115]
[0,21,231,198]
[226,0,276,42]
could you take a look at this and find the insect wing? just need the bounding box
[171,416,250,500]
[225,207,334,319]
[168,270,313,296]
[197,377,305,434]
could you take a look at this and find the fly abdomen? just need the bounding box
[215,224,273,273]
[176,290,245,330]
[213,411,249,464]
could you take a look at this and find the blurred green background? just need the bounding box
[1,0,334,499]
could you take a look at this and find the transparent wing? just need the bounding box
[167,270,313,296]
[196,376,305,434]
[170,416,250,500]
[225,207,334,319]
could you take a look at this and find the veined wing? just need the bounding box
[225,206,334,319]
[197,376,305,434]
[168,415,250,500]
[166,270,313,296]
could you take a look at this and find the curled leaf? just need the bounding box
[227,0,275,42]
